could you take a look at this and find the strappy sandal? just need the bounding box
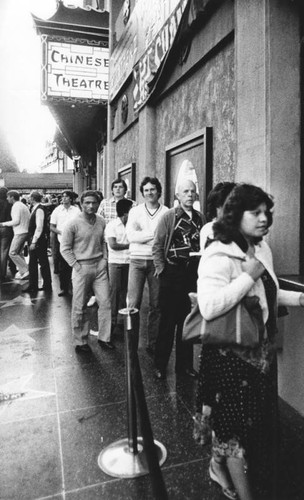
[209,459,238,500]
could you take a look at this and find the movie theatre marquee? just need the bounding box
[42,39,109,104]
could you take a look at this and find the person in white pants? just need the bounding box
[0,190,30,279]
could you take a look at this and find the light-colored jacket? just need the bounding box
[197,239,301,324]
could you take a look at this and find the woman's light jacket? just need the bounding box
[197,239,301,325]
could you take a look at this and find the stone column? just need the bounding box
[235,0,300,273]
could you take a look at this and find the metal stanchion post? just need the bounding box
[131,341,168,499]
[98,307,167,479]
[125,309,138,454]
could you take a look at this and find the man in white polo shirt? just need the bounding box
[50,190,80,296]
[105,198,133,332]
[0,190,30,279]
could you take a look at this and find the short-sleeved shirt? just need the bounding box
[105,218,130,264]
[50,204,80,243]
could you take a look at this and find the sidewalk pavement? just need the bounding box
[0,263,304,500]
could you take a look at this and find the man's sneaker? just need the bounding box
[89,329,98,336]
[87,296,96,307]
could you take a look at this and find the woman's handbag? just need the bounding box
[183,292,265,347]
[182,293,204,344]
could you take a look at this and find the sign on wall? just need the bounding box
[46,41,109,102]
[110,0,183,101]
[110,15,138,101]
[132,0,187,112]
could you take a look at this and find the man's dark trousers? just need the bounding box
[155,260,198,373]
[58,251,72,292]
[28,237,52,290]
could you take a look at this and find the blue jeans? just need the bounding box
[72,258,111,346]
[127,258,160,350]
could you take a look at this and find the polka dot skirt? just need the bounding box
[195,270,279,495]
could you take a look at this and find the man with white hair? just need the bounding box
[153,179,206,379]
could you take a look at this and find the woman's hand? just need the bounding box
[241,256,265,281]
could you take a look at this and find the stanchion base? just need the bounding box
[98,437,167,478]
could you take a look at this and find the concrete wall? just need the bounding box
[110,0,235,201]
[109,0,304,415]
[111,120,139,194]
[154,40,235,190]
[278,310,304,416]
[235,0,301,274]
[235,0,303,415]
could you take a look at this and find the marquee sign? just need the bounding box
[44,40,109,103]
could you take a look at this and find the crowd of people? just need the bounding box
[0,188,79,292]
[1,178,304,500]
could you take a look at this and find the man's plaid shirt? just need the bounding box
[97,197,136,224]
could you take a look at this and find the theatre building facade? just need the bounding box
[106,0,304,415]
[33,2,109,194]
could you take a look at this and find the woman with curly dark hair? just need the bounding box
[200,181,236,250]
[195,184,304,500]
